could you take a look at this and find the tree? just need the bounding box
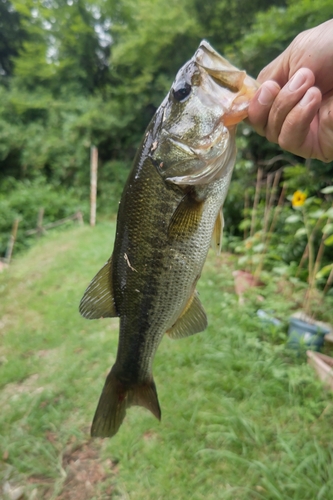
[0,0,26,81]
[11,0,110,94]
[193,0,287,51]
[1,0,332,222]
[235,0,333,76]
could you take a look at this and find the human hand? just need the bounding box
[248,19,333,162]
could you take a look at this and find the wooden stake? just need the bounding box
[250,167,263,238]
[25,212,84,235]
[37,207,45,237]
[5,219,19,264]
[76,211,84,226]
[90,146,98,227]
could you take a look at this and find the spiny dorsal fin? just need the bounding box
[79,258,117,319]
[168,194,204,240]
[211,209,224,255]
[166,291,207,339]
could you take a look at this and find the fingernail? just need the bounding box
[299,89,314,107]
[258,85,274,106]
[289,70,306,92]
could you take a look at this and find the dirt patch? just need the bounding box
[22,441,117,500]
[55,442,116,500]
[1,374,44,403]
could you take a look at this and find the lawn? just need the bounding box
[1,222,333,499]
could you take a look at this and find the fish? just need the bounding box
[79,41,258,438]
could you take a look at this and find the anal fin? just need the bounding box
[166,291,207,339]
[79,257,117,319]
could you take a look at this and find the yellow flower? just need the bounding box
[292,190,307,208]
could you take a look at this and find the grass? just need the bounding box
[1,222,333,499]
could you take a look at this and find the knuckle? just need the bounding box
[278,119,295,150]
[276,126,292,151]
[264,120,279,143]
[266,129,278,144]
[278,134,291,151]
[321,104,333,129]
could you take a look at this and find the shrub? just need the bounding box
[0,177,87,257]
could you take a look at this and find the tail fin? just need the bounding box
[91,370,161,438]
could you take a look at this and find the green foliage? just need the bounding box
[0,0,27,80]
[0,0,332,266]
[11,0,110,93]
[97,159,131,213]
[234,0,333,76]
[232,161,333,301]
[193,0,287,50]
[0,0,295,198]
[0,178,86,256]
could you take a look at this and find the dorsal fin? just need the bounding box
[166,291,207,339]
[79,258,117,319]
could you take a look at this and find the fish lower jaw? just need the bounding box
[171,125,227,155]
[194,127,229,152]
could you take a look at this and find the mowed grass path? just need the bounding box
[1,222,333,499]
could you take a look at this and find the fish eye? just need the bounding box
[173,82,192,102]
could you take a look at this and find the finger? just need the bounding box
[247,81,280,136]
[265,68,315,144]
[257,51,289,87]
[277,86,322,158]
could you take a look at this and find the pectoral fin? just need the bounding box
[79,258,117,319]
[166,291,207,339]
[168,193,204,239]
[211,209,224,255]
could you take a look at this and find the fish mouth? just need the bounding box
[166,123,227,155]
[195,40,258,93]
[195,40,248,93]
[158,41,258,186]
[194,40,259,126]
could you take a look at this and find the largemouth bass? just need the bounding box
[80,41,258,438]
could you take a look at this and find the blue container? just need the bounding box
[287,317,329,351]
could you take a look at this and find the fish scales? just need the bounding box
[79,41,258,438]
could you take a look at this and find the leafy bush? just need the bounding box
[0,178,88,257]
[97,160,131,214]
